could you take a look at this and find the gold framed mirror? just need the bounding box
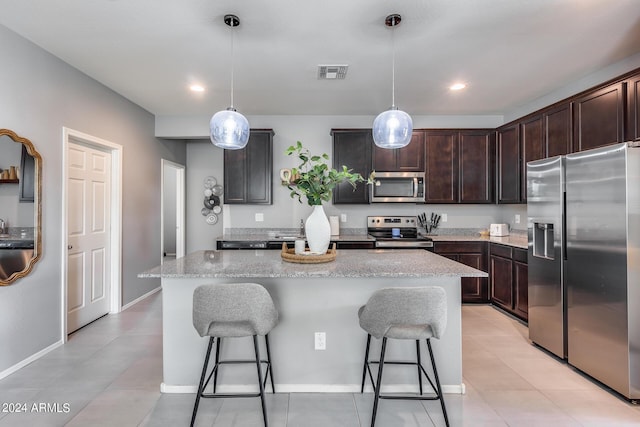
[0,129,42,285]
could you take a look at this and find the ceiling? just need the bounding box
[1,0,639,117]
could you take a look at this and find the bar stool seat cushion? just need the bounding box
[358,287,446,340]
[193,283,278,338]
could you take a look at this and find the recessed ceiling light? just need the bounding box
[190,85,205,92]
[449,83,466,91]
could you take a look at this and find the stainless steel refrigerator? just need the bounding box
[527,141,640,400]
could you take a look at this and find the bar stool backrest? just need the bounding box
[358,286,447,339]
[193,283,278,337]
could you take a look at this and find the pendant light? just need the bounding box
[210,14,250,150]
[372,14,413,149]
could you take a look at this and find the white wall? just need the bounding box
[0,24,186,374]
[185,140,225,253]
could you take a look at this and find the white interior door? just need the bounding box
[67,142,112,333]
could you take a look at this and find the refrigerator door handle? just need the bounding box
[562,191,567,261]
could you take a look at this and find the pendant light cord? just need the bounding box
[230,20,235,109]
[391,19,396,108]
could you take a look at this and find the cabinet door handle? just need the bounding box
[68,245,73,250]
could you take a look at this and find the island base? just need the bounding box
[161,276,463,394]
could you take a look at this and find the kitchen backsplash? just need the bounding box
[223,227,527,237]
[223,203,528,232]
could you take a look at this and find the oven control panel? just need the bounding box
[367,216,418,228]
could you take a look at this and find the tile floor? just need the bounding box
[1,291,639,426]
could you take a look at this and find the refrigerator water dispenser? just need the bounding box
[533,222,554,260]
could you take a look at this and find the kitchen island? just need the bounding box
[140,248,487,394]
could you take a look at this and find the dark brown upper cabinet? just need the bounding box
[573,82,625,152]
[223,129,274,205]
[459,130,495,204]
[496,124,521,204]
[372,131,425,172]
[544,102,573,157]
[424,131,458,203]
[420,129,494,205]
[331,129,372,204]
[520,115,544,203]
[626,72,640,142]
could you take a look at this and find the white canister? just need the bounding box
[329,216,340,236]
[294,239,306,255]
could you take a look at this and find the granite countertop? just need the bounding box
[140,249,487,279]
[217,233,374,242]
[0,229,35,249]
[217,232,528,248]
[429,234,528,249]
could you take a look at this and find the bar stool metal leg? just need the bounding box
[371,337,387,427]
[253,335,269,427]
[361,334,372,393]
[416,340,423,395]
[213,337,222,393]
[191,336,215,427]
[427,338,449,427]
[264,334,275,393]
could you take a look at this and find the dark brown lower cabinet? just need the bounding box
[434,242,488,303]
[513,256,528,319]
[489,243,528,321]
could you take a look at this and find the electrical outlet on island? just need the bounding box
[314,332,326,350]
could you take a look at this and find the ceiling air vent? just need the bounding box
[318,65,348,80]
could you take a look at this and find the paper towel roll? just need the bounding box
[329,216,340,236]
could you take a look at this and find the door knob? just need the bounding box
[67,245,73,250]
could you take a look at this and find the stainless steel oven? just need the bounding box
[370,172,425,203]
[367,216,433,251]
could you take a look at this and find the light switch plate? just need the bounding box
[255,213,264,222]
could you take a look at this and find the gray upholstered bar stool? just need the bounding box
[191,283,278,427]
[358,286,449,427]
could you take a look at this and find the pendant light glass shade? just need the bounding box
[373,107,413,149]
[373,14,412,149]
[210,108,250,150]
[210,14,250,150]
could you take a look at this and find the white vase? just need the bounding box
[305,205,331,253]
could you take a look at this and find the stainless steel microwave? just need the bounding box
[370,172,425,203]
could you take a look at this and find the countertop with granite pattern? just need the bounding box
[217,231,528,249]
[217,233,374,242]
[0,227,35,249]
[140,248,488,279]
[429,234,528,249]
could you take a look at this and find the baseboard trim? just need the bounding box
[160,382,466,394]
[0,340,64,381]
[120,286,161,312]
